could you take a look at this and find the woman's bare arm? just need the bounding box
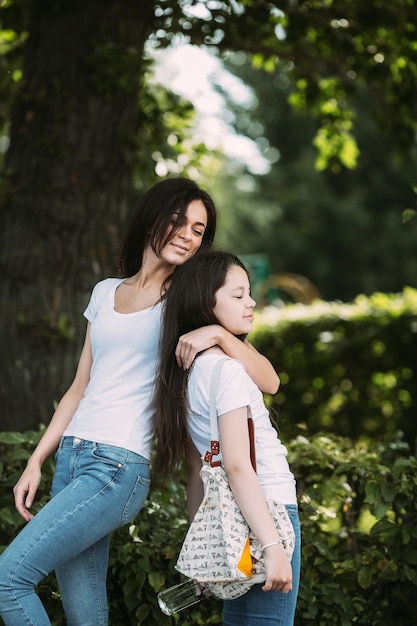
[175,325,279,394]
[13,324,93,521]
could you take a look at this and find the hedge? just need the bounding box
[1,288,416,625]
[252,288,417,451]
[1,430,416,626]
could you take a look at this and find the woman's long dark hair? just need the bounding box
[152,250,248,482]
[118,177,217,277]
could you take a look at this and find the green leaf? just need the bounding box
[0,432,29,444]
[358,566,373,589]
[402,209,416,223]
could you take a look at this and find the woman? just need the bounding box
[0,178,278,626]
[153,250,300,626]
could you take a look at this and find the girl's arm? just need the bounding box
[185,439,204,521]
[219,406,292,593]
[13,324,93,521]
[175,325,279,394]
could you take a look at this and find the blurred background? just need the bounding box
[1,0,416,429]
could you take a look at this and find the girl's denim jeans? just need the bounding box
[0,437,151,626]
[223,504,301,626]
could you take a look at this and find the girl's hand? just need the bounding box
[13,463,42,522]
[262,543,293,593]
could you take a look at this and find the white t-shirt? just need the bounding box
[64,278,162,459]
[187,353,297,504]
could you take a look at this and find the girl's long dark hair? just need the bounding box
[152,250,248,482]
[118,177,217,277]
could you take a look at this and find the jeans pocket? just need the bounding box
[91,444,128,467]
[122,474,151,525]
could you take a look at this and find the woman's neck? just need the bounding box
[115,254,175,313]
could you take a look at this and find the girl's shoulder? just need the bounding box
[194,352,246,381]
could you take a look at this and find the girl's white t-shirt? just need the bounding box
[187,353,297,504]
[64,278,162,459]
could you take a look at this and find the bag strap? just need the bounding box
[204,357,256,472]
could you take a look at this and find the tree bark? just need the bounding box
[0,0,156,431]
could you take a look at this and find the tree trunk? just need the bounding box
[0,0,156,431]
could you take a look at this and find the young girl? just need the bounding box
[0,179,278,626]
[153,250,300,626]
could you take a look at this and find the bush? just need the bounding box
[1,430,416,626]
[288,433,417,626]
[2,289,416,624]
[252,288,417,451]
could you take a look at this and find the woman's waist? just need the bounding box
[58,436,150,464]
[63,417,153,459]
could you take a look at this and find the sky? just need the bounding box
[152,43,271,175]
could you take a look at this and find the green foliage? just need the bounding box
[253,289,417,450]
[0,429,54,545]
[2,0,417,173]
[289,434,417,626]
[1,291,417,625]
[153,0,417,163]
[0,0,29,169]
[1,0,417,303]
[214,52,417,302]
[2,284,417,625]
[1,429,416,625]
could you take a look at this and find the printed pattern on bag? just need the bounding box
[176,463,251,582]
[176,462,295,600]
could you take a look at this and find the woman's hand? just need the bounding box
[175,326,280,395]
[262,543,293,593]
[13,461,42,522]
[176,325,221,370]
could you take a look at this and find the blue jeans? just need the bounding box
[0,437,151,626]
[223,505,301,626]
